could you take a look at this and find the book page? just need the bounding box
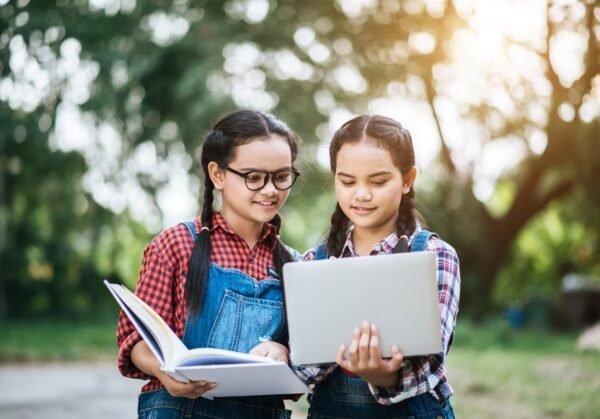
[175,347,275,367]
[106,281,188,370]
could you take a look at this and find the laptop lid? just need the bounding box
[282,251,442,365]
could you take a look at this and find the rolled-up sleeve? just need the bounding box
[116,241,176,379]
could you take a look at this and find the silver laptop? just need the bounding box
[282,252,442,365]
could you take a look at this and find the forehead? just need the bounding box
[335,141,397,173]
[232,134,292,169]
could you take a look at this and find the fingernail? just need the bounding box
[362,320,369,328]
[210,383,218,388]
[354,328,360,335]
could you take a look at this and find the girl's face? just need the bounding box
[334,140,415,237]
[211,134,294,228]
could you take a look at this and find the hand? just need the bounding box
[131,340,216,399]
[336,321,404,388]
[155,368,217,399]
[249,341,290,363]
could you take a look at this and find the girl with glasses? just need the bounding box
[116,110,301,418]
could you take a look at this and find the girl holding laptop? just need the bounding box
[298,115,460,418]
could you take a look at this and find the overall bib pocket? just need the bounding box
[207,289,285,353]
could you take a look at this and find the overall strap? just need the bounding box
[181,221,198,242]
[410,229,437,252]
[314,242,329,260]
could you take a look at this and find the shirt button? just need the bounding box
[249,258,254,263]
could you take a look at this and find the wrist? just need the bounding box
[366,371,398,388]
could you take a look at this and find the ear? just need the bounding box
[402,167,417,194]
[207,161,225,191]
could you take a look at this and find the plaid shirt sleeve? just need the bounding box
[367,235,461,404]
[116,238,178,379]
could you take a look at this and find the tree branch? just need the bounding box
[424,81,456,174]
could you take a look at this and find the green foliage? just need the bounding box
[1,0,599,318]
[494,205,600,306]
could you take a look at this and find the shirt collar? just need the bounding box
[205,211,280,247]
[340,223,423,256]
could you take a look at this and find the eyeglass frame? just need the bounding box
[223,166,301,191]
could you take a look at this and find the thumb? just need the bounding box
[386,345,404,372]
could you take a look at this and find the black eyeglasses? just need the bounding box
[224,166,300,191]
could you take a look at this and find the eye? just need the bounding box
[371,180,387,186]
[246,173,264,183]
[274,172,291,182]
[340,180,355,186]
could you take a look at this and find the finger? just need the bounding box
[357,321,371,368]
[249,346,267,357]
[369,323,382,365]
[336,344,349,369]
[191,381,218,399]
[385,344,404,372]
[347,328,360,367]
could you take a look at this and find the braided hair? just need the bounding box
[326,115,425,257]
[185,110,300,316]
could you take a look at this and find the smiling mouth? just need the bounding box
[254,200,278,207]
[351,205,376,212]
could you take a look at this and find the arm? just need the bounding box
[116,241,169,380]
[131,340,216,398]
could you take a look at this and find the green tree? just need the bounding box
[1,0,599,317]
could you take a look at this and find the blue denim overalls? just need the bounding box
[307,230,455,419]
[138,222,291,419]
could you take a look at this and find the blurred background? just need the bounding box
[1,0,599,417]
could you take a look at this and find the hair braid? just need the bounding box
[392,189,417,253]
[269,213,294,280]
[326,203,350,258]
[185,175,215,315]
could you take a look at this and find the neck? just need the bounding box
[220,208,263,249]
[351,219,397,256]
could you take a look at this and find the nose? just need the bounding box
[355,186,372,201]
[260,175,278,195]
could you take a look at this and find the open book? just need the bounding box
[104,280,310,398]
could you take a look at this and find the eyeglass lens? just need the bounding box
[245,170,296,191]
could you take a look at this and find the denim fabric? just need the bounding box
[138,260,289,417]
[139,389,291,419]
[182,264,286,352]
[410,230,435,253]
[307,369,454,419]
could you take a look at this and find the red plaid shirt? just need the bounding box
[116,211,280,392]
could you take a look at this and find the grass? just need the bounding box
[1,318,598,418]
[448,319,600,419]
[0,319,118,362]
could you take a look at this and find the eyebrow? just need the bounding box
[237,165,293,172]
[337,171,393,178]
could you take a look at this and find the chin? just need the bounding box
[351,218,385,230]
[251,209,279,223]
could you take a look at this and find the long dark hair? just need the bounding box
[326,114,425,257]
[185,110,300,316]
